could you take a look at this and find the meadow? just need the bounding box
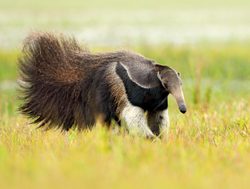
[0,0,250,189]
[0,43,250,189]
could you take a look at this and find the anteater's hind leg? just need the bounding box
[114,116,121,126]
[147,109,170,137]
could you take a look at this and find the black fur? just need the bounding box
[116,62,169,111]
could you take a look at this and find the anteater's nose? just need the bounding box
[179,104,187,114]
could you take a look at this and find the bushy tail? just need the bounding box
[19,32,87,130]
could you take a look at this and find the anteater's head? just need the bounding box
[155,64,187,114]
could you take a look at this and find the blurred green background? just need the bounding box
[1,0,250,111]
[1,0,250,48]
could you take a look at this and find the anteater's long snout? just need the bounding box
[178,103,187,114]
[171,87,187,114]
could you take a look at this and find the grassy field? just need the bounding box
[1,0,250,188]
[0,43,250,189]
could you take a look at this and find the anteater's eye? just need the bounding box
[177,72,181,77]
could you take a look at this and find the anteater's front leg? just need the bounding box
[147,109,170,137]
[121,103,156,139]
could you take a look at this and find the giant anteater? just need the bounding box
[19,32,186,138]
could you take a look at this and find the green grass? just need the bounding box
[0,43,250,189]
[0,97,249,189]
[0,50,19,81]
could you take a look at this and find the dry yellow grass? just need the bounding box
[1,43,250,189]
[0,98,249,189]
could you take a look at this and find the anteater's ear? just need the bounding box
[154,64,170,88]
[154,64,166,81]
[156,71,167,88]
[156,71,163,81]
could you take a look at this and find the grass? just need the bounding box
[0,102,249,189]
[0,43,250,189]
